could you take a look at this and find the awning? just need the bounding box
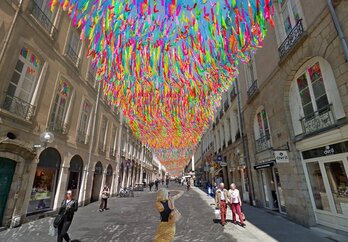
[254,160,275,170]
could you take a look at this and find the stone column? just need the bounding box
[53,159,70,210]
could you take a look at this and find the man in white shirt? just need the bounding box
[228,183,245,227]
[215,183,230,226]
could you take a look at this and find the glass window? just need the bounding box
[256,109,270,140]
[28,168,57,213]
[34,0,57,21]
[99,117,108,151]
[78,100,91,143]
[306,162,330,211]
[49,80,72,131]
[297,62,329,119]
[324,161,348,215]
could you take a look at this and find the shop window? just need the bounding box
[49,79,73,134]
[28,148,61,214]
[324,161,348,215]
[289,57,345,136]
[306,162,330,212]
[3,47,42,120]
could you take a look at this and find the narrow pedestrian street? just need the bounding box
[0,184,338,242]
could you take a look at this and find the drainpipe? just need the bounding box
[0,0,23,66]
[82,82,101,206]
[236,78,255,206]
[327,0,348,62]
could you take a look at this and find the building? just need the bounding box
[0,0,154,228]
[202,0,348,234]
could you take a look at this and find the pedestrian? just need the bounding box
[270,180,278,208]
[215,183,230,226]
[149,181,154,191]
[166,178,169,188]
[155,179,159,191]
[55,190,78,242]
[154,188,176,242]
[228,183,245,227]
[186,178,190,191]
[99,185,110,212]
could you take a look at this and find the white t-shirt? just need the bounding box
[229,189,240,203]
[217,189,225,200]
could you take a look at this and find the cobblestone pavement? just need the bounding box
[0,184,342,242]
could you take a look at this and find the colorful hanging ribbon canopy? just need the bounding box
[51,0,274,173]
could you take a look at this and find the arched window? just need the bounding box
[254,107,272,153]
[68,155,84,198]
[289,57,345,136]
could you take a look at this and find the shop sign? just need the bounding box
[217,155,222,164]
[302,140,348,159]
[274,151,289,163]
[254,161,275,170]
[220,162,227,167]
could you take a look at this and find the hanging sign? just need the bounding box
[274,151,289,163]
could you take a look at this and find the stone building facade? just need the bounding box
[0,0,154,227]
[197,0,348,234]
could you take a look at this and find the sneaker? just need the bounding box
[99,209,103,212]
[241,223,246,227]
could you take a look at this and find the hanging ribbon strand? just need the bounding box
[51,0,274,172]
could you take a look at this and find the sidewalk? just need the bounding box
[193,187,343,242]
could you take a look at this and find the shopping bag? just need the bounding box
[48,223,57,236]
[214,208,221,220]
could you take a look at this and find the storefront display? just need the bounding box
[302,140,348,232]
[28,148,61,215]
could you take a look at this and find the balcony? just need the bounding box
[300,105,336,135]
[31,1,57,37]
[66,45,80,66]
[88,69,96,85]
[77,130,87,144]
[247,80,258,101]
[278,19,305,58]
[2,92,36,121]
[48,118,68,134]
[224,100,229,112]
[255,134,271,153]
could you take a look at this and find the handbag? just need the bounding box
[214,208,221,220]
[53,213,64,228]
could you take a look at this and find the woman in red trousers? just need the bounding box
[228,183,246,227]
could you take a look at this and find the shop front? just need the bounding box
[91,161,103,202]
[254,161,287,213]
[28,148,61,215]
[302,141,348,232]
[67,155,83,200]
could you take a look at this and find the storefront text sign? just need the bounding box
[274,151,289,163]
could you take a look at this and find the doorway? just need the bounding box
[0,158,16,225]
[91,161,103,202]
[259,166,287,213]
[68,155,83,200]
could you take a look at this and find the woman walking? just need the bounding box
[154,188,176,242]
[228,183,245,227]
[56,190,78,242]
[99,185,110,212]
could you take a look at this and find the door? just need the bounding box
[273,167,287,213]
[0,158,16,225]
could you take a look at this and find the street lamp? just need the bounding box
[33,131,54,148]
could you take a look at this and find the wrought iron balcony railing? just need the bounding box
[77,130,87,144]
[2,92,36,121]
[278,19,304,58]
[255,134,271,153]
[48,118,68,134]
[247,80,258,101]
[31,1,57,37]
[66,45,80,66]
[300,105,335,135]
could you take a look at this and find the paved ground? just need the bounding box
[0,184,344,242]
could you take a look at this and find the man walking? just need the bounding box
[155,179,159,191]
[215,183,230,226]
